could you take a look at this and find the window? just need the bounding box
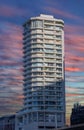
[44,30,54,34]
[57,113,61,122]
[57,106,62,111]
[32,43,43,47]
[56,63,62,67]
[38,112,44,121]
[18,117,23,123]
[44,20,54,24]
[31,34,43,38]
[37,20,43,27]
[56,44,62,48]
[56,68,62,71]
[45,72,55,75]
[32,72,43,75]
[44,48,54,53]
[32,67,43,71]
[55,26,62,31]
[44,25,54,29]
[56,49,62,53]
[45,53,54,57]
[44,43,54,48]
[33,113,37,121]
[44,34,54,39]
[56,35,62,39]
[32,48,43,52]
[31,20,43,28]
[32,58,43,62]
[19,128,23,130]
[43,67,54,71]
[32,63,43,67]
[29,113,32,122]
[24,23,30,32]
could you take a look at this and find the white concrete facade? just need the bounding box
[15,14,65,130]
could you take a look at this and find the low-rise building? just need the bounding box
[54,124,84,130]
[70,103,84,125]
[0,114,15,130]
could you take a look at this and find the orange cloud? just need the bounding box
[66,93,84,97]
[65,67,80,72]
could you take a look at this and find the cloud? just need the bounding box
[0,22,23,61]
[65,52,84,72]
[66,87,79,92]
[65,24,84,35]
[66,93,84,97]
[0,4,84,126]
[0,90,24,115]
[65,67,80,72]
[44,6,82,21]
[66,75,84,82]
[65,24,84,50]
[65,24,84,73]
[0,4,27,17]
[65,54,84,72]
[0,22,24,116]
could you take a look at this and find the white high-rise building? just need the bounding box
[15,14,65,130]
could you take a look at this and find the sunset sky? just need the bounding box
[0,0,84,125]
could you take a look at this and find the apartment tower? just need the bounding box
[15,14,65,130]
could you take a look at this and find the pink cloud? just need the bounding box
[65,54,84,63]
[65,24,84,34]
[65,25,84,52]
[44,6,82,21]
[65,48,84,72]
[65,24,84,72]
[0,22,23,59]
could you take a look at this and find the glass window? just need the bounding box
[44,43,54,48]
[32,48,43,52]
[31,34,43,38]
[45,34,54,39]
[38,112,44,121]
[32,67,43,71]
[32,72,43,75]
[31,20,43,28]
[56,44,62,48]
[32,58,43,62]
[44,48,54,53]
[37,20,43,27]
[32,63,43,67]
[44,25,54,29]
[44,20,54,24]
[28,113,32,122]
[18,117,23,123]
[57,113,61,122]
[33,112,37,121]
[55,26,62,31]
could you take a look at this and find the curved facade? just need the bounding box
[15,14,65,130]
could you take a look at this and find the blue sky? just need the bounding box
[0,0,84,124]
